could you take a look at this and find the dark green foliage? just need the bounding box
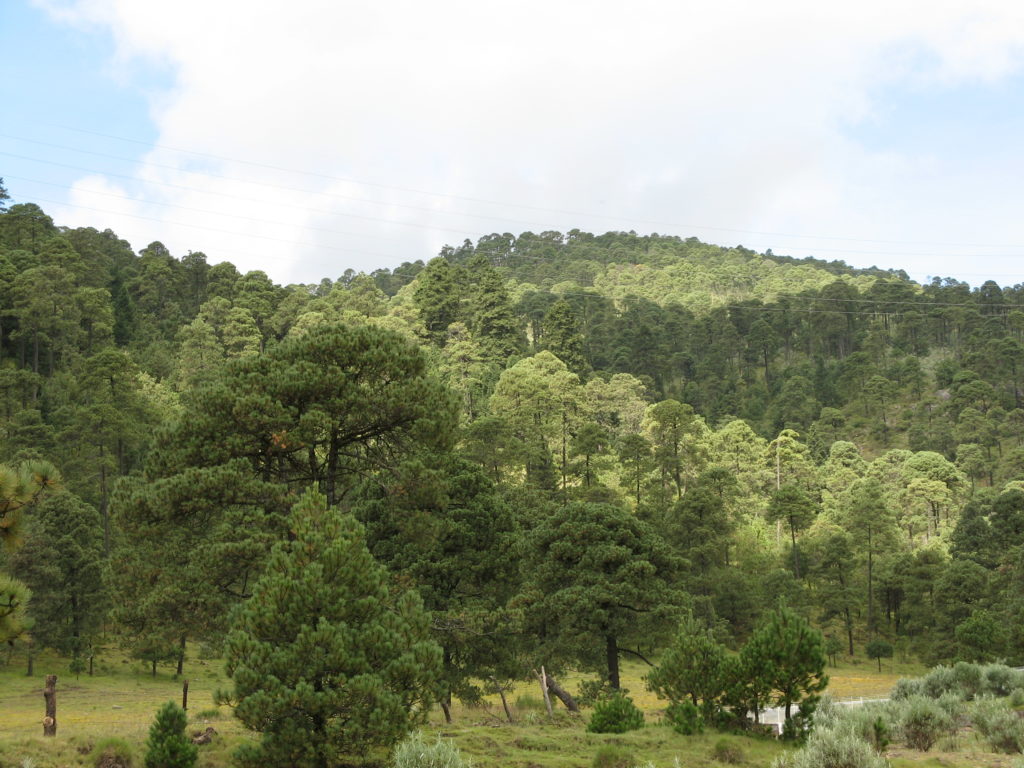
[144,702,196,768]
[746,605,829,726]
[866,639,894,672]
[646,613,727,720]
[222,490,441,766]
[352,457,519,714]
[586,693,645,734]
[523,501,685,689]
[665,700,703,734]
[9,491,107,656]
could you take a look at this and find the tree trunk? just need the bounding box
[151,659,157,678]
[845,607,854,656]
[43,674,57,736]
[789,522,800,579]
[545,673,580,712]
[534,668,553,717]
[27,650,34,677]
[866,529,874,633]
[177,635,186,676]
[439,699,452,724]
[606,635,620,690]
[490,678,514,723]
[99,455,109,556]
[182,679,189,711]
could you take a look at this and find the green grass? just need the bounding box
[0,648,1002,768]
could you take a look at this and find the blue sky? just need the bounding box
[0,2,168,202]
[3,1,1024,287]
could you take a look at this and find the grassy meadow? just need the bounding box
[1,648,1010,768]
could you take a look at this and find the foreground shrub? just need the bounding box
[972,697,1024,754]
[591,745,636,768]
[921,666,958,699]
[392,733,471,768]
[91,737,135,768]
[840,706,891,753]
[710,738,744,764]
[890,677,924,700]
[983,664,1023,697]
[953,662,983,700]
[144,702,197,768]
[587,694,644,734]
[771,726,886,768]
[897,696,951,752]
[665,700,702,735]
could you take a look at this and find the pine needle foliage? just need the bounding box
[222,489,442,768]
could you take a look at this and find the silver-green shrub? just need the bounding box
[971,697,1024,754]
[897,696,952,751]
[771,725,886,768]
[392,733,472,768]
[921,666,958,699]
[953,662,983,700]
[890,677,925,700]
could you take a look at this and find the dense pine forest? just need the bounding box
[3,179,1024,760]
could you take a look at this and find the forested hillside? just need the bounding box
[3,182,1024,705]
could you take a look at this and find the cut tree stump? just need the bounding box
[43,674,57,736]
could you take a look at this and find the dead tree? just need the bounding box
[43,674,56,736]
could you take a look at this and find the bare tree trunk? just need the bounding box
[43,675,57,736]
[490,678,514,723]
[182,679,189,711]
[533,667,553,717]
[177,635,186,676]
[544,674,579,712]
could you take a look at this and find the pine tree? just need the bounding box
[145,701,197,768]
[541,299,588,375]
[745,604,828,725]
[464,255,525,362]
[222,490,442,767]
[646,612,728,720]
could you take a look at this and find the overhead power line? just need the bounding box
[28,121,1024,251]
[6,131,1024,260]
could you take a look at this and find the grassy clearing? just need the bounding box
[0,649,985,768]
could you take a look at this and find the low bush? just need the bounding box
[953,662,983,700]
[392,733,472,768]
[591,745,636,768]
[710,738,744,764]
[90,737,135,768]
[897,696,951,752]
[890,677,924,700]
[587,693,645,734]
[935,691,964,721]
[921,666,958,699]
[770,726,886,768]
[983,664,1018,696]
[1011,687,1024,707]
[972,697,1024,754]
[665,700,702,735]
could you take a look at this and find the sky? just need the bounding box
[3,1,1024,287]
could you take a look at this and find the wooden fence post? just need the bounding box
[43,674,57,736]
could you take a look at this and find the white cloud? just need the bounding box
[34,0,1024,283]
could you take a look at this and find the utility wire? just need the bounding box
[6,132,1024,259]
[8,156,1024,267]
[26,121,1024,251]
